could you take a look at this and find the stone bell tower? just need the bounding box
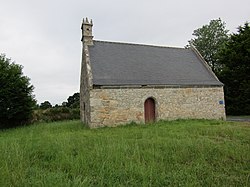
[81,18,93,45]
[80,17,93,126]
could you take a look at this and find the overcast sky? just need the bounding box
[1,0,249,105]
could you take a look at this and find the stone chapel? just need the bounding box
[80,18,226,128]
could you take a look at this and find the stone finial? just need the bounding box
[81,17,93,45]
[82,18,93,25]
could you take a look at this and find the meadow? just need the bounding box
[0,120,249,186]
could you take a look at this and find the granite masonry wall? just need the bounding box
[87,86,226,128]
[80,44,92,125]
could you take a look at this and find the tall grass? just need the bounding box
[0,120,249,186]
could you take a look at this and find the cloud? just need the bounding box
[0,0,249,105]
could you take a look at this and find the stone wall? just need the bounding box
[80,44,92,125]
[88,86,226,128]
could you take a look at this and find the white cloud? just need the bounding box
[0,0,249,104]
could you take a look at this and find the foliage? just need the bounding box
[188,18,229,73]
[37,93,79,121]
[32,107,80,123]
[66,92,79,108]
[218,23,250,115]
[39,100,52,109]
[0,120,249,186]
[0,54,35,128]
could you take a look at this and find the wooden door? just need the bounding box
[144,98,156,123]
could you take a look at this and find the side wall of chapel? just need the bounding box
[88,86,226,128]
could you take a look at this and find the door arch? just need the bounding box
[144,98,156,123]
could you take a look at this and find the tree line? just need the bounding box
[39,92,79,110]
[31,93,80,123]
[0,55,80,128]
[188,19,249,115]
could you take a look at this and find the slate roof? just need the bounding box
[88,40,223,86]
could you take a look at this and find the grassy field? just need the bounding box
[0,120,249,186]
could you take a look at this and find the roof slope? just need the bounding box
[89,40,223,86]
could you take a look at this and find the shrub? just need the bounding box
[32,107,80,123]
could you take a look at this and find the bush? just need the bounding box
[39,101,52,109]
[32,107,80,123]
[0,54,35,128]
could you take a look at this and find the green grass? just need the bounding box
[0,120,249,186]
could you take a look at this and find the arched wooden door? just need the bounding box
[144,98,156,123]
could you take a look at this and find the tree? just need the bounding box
[188,18,229,73]
[0,54,35,128]
[218,23,250,115]
[66,92,79,108]
[40,101,52,109]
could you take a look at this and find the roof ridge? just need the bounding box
[93,40,186,50]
